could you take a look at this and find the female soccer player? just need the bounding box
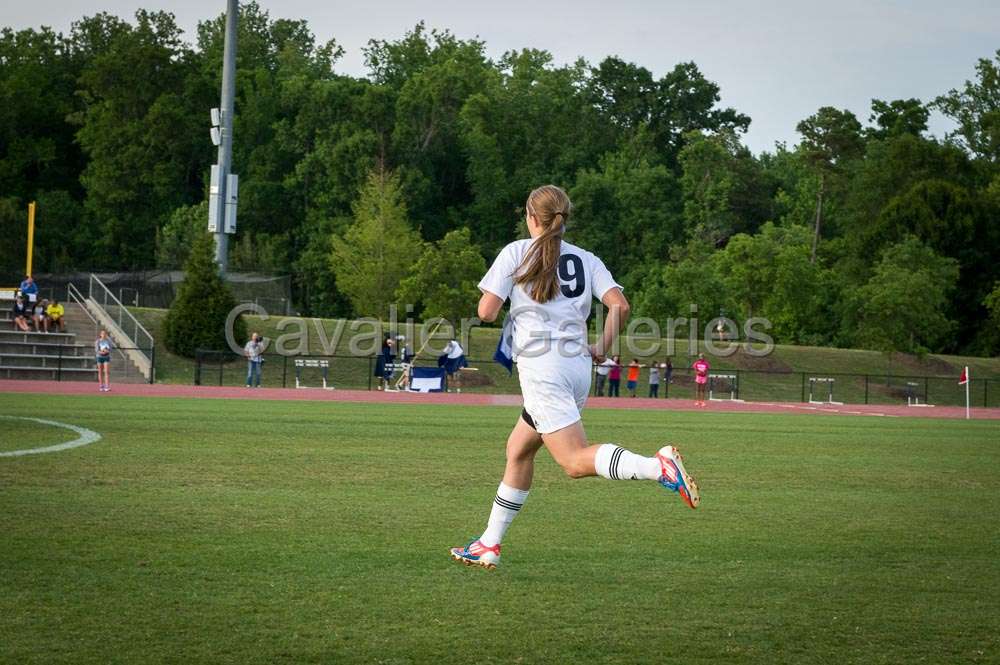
[450,185,699,570]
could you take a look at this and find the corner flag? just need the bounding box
[959,366,970,419]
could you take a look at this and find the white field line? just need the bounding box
[0,416,101,457]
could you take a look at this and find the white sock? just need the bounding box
[479,482,530,547]
[594,443,662,481]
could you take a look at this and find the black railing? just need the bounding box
[190,349,1000,408]
[588,366,998,407]
[0,342,153,384]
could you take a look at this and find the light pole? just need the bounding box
[208,0,238,275]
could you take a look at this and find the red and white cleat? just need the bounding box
[656,445,700,509]
[449,539,501,569]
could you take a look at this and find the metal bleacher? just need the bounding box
[0,298,98,381]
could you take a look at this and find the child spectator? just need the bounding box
[607,355,622,397]
[626,358,645,397]
[46,299,65,332]
[95,330,113,392]
[32,299,48,332]
[648,360,662,398]
[12,295,30,331]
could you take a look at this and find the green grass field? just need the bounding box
[1,394,998,664]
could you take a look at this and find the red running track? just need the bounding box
[3,380,999,420]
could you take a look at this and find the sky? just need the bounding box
[3,0,999,154]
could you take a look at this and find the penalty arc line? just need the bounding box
[0,416,102,457]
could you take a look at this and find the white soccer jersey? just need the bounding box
[478,238,621,368]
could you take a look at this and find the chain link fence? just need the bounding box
[18,271,292,314]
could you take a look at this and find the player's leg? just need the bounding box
[451,416,542,569]
[543,421,700,508]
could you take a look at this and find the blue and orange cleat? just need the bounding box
[449,539,501,569]
[656,445,700,509]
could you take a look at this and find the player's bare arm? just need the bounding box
[590,287,629,362]
[478,291,504,323]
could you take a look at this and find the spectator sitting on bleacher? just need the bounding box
[19,275,38,307]
[32,298,49,332]
[46,299,66,333]
[12,295,31,331]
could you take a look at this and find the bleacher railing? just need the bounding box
[87,273,155,380]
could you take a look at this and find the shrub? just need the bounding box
[163,232,246,358]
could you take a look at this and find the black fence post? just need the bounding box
[985,379,989,408]
[218,353,224,387]
[924,377,929,405]
[194,350,201,386]
[735,369,741,401]
[368,356,373,391]
[864,375,869,404]
[801,373,806,402]
[149,345,156,384]
[282,355,288,388]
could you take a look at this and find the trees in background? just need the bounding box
[1,7,998,355]
[396,227,485,326]
[850,238,959,356]
[330,169,420,319]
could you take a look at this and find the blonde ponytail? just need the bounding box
[514,185,572,304]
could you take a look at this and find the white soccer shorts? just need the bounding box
[517,355,592,434]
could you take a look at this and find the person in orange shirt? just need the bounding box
[626,358,645,398]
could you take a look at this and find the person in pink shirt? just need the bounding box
[692,353,710,406]
[607,355,623,397]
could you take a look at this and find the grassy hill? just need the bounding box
[133,307,1000,406]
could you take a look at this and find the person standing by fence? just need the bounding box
[594,356,614,396]
[692,353,710,406]
[607,355,622,397]
[649,360,662,398]
[244,332,264,388]
[626,358,644,397]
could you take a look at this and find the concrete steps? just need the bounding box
[2,297,97,382]
[0,295,147,383]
